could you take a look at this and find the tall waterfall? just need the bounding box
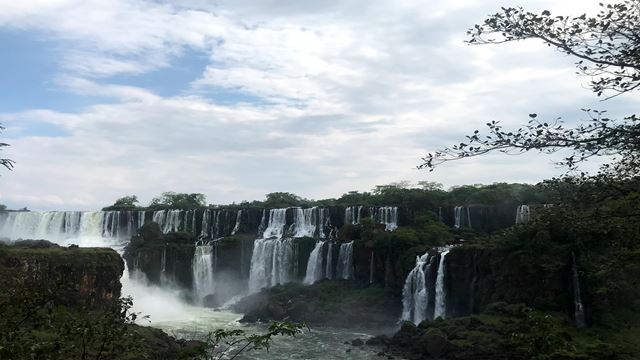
[515,205,531,224]
[401,253,432,324]
[192,245,216,303]
[160,246,169,285]
[371,206,398,231]
[303,241,325,284]
[433,249,450,319]
[336,242,354,280]
[231,210,242,235]
[572,252,586,328]
[292,207,317,238]
[454,206,462,228]
[325,242,334,279]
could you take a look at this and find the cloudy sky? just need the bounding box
[0,0,635,210]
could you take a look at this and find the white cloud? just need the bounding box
[0,0,634,210]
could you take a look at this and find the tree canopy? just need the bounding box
[420,1,640,178]
[149,192,207,209]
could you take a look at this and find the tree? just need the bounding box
[0,124,14,172]
[149,192,207,209]
[420,1,640,178]
[263,192,307,208]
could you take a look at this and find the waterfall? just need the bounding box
[231,210,242,235]
[371,206,398,231]
[192,245,216,303]
[292,207,317,238]
[454,206,462,228]
[160,246,169,285]
[257,209,267,236]
[401,253,432,324]
[200,210,211,237]
[262,209,288,239]
[369,251,375,284]
[325,242,333,279]
[572,252,586,328]
[303,241,325,284]
[515,205,531,224]
[466,207,472,229]
[345,206,363,225]
[0,211,140,245]
[152,210,182,233]
[336,242,354,280]
[433,249,450,319]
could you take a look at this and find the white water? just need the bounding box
[231,210,242,235]
[433,249,450,319]
[248,237,294,293]
[192,245,216,303]
[401,253,431,324]
[371,206,398,231]
[345,206,363,225]
[454,206,462,229]
[515,205,531,224]
[303,241,325,284]
[325,242,334,280]
[336,242,354,280]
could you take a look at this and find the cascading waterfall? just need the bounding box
[371,206,399,231]
[345,206,363,225]
[515,205,531,224]
[192,244,216,303]
[292,207,317,238]
[401,253,432,324]
[200,210,211,237]
[231,210,242,235]
[325,242,333,279]
[257,209,267,236]
[454,206,462,228]
[303,241,325,284]
[153,209,183,233]
[336,242,354,280]
[572,252,587,328]
[248,209,294,293]
[433,249,450,319]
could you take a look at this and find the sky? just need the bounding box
[0,0,637,211]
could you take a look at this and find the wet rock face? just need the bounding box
[0,241,123,308]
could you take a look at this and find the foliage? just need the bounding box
[262,192,309,208]
[103,195,140,211]
[0,124,14,172]
[200,321,305,360]
[0,204,6,211]
[420,1,640,177]
[150,192,207,209]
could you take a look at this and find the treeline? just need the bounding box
[103,181,553,211]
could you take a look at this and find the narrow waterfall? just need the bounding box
[257,209,267,236]
[200,209,211,237]
[433,249,450,319]
[336,242,354,280]
[160,246,168,285]
[369,251,375,284]
[572,252,587,328]
[371,206,399,231]
[515,205,531,224]
[231,210,242,235]
[325,242,334,279]
[454,206,462,228]
[262,209,288,239]
[401,253,431,324]
[317,208,330,238]
[192,245,216,302]
[303,241,325,284]
[152,210,182,233]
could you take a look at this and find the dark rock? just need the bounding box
[418,328,451,358]
[366,335,390,346]
[352,338,364,346]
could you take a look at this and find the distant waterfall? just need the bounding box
[515,205,531,224]
[336,242,354,280]
[454,206,462,228]
[262,209,288,239]
[433,249,450,319]
[401,253,432,324]
[303,241,325,284]
[257,209,267,236]
[192,245,216,302]
[572,252,586,328]
[325,242,334,279]
[371,206,398,231]
[345,206,363,225]
[0,211,142,244]
[231,210,242,235]
[153,209,182,233]
[292,207,317,238]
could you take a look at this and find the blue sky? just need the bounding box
[0,0,633,210]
